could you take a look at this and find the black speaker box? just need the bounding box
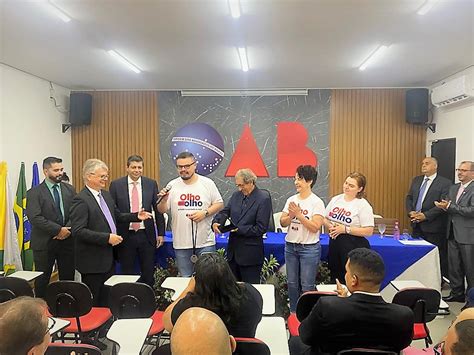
[406,89,429,124]
[69,93,92,126]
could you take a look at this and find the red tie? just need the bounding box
[131,182,140,231]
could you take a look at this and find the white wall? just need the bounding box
[0,64,72,187]
[426,67,474,174]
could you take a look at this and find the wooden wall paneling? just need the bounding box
[71,91,159,190]
[329,89,426,230]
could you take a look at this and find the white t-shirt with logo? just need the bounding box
[283,193,326,244]
[165,174,223,249]
[325,194,374,227]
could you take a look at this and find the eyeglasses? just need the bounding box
[90,173,109,180]
[46,317,56,335]
[176,162,196,170]
[456,169,473,173]
[433,341,444,355]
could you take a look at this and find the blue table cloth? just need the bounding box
[155,232,435,289]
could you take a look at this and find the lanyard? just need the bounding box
[191,219,198,255]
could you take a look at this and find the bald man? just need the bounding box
[406,157,451,278]
[171,307,236,355]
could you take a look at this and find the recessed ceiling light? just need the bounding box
[417,0,438,15]
[47,1,71,22]
[228,0,241,19]
[107,50,141,74]
[237,47,249,72]
[359,45,389,71]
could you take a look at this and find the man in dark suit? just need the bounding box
[70,159,152,305]
[109,155,165,287]
[212,168,272,283]
[26,156,76,298]
[436,161,474,305]
[406,157,452,278]
[290,248,414,355]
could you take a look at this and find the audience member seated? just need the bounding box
[289,248,414,355]
[0,296,51,355]
[171,307,237,355]
[163,253,263,337]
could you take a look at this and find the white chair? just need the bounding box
[273,212,288,233]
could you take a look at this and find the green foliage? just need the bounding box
[216,248,227,260]
[153,257,178,311]
[260,255,290,319]
[316,261,332,285]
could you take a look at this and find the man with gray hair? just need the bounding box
[213,168,272,283]
[436,161,474,306]
[70,159,152,305]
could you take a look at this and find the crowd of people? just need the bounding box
[0,152,472,354]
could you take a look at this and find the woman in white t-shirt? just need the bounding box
[324,172,374,283]
[280,165,325,313]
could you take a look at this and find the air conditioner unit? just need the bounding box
[431,73,474,107]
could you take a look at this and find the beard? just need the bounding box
[180,172,194,181]
[49,175,63,183]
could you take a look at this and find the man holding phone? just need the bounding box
[26,156,76,298]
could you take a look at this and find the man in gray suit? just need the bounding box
[26,157,76,298]
[436,161,474,305]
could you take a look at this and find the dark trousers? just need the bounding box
[118,229,155,287]
[328,234,370,283]
[413,226,449,278]
[448,236,474,297]
[228,258,262,284]
[81,266,114,307]
[33,238,75,298]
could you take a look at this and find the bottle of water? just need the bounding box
[393,221,400,240]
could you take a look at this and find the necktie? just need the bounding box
[415,177,429,212]
[131,182,140,231]
[52,184,64,224]
[98,193,117,234]
[456,184,465,203]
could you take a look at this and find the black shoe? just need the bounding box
[442,294,465,302]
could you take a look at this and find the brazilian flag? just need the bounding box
[13,163,34,270]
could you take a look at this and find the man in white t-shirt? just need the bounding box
[158,152,224,276]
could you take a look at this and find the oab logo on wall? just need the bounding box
[171,122,225,176]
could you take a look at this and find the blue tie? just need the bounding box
[415,178,429,212]
[52,184,64,224]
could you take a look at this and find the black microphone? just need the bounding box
[157,185,172,204]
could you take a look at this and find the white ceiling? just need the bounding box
[1,0,473,90]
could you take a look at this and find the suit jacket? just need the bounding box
[406,174,451,234]
[445,181,474,244]
[70,187,139,274]
[299,293,414,354]
[213,187,272,266]
[26,181,76,251]
[109,176,165,246]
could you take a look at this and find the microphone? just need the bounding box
[157,185,172,204]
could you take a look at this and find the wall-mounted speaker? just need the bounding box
[69,93,92,126]
[406,89,429,124]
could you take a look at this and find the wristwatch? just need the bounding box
[346,225,351,234]
[204,209,209,217]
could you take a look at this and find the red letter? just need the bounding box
[277,122,317,177]
[225,124,269,177]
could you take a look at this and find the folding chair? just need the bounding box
[287,291,337,337]
[45,343,102,355]
[108,282,165,346]
[234,337,271,355]
[45,281,112,343]
[392,287,441,347]
[0,276,34,302]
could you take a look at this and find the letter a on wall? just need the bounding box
[277,122,317,177]
[225,124,269,177]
